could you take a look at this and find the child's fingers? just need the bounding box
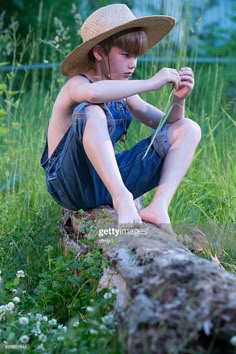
[179,69,194,88]
[179,67,193,72]
[178,81,194,89]
[170,70,181,89]
[179,74,194,83]
[179,68,194,78]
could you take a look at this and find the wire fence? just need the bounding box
[0,57,235,72]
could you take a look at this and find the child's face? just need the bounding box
[104,46,137,80]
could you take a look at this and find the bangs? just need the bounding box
[101,29,148,57]
[113,29,148,56]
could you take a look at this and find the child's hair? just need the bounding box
[88,28,148,62]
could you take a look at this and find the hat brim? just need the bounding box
[60,15,175,77]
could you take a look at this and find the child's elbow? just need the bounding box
[86,87,100,104]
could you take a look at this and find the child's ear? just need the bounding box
[92,45,106,62]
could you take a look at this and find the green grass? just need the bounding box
[0,8,236,354]
[129,62,236,227]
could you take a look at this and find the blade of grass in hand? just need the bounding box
[142,91,173,159]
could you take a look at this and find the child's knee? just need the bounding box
[85,104,107,122]
[183,118,201,145]
[168,118,201,146]
[72,103,108,141]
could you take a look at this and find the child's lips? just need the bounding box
[124,72,133,77]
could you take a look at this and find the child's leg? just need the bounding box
[139,118,201,234]
[83,104,142,225]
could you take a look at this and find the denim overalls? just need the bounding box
[40,77,170,211]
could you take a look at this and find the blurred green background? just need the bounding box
[1,0,236,62]
[0,2,235,352]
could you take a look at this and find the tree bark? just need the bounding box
[58,207,236,354]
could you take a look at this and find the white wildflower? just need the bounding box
[103,292,112,300]
[58,324,67,332]
[13,296,20,303]
[39,334,47,343]
[19,335,29,344]
[19,316,29,325]
[5,302,15,311]
[102,313,114,325]
[86,306,94,312]
[11,288,17,293]
[31,326,41,336]
[35,313,43,321]
[72,320,80,328]
[89,328,98,335]
[111,288,119,295]
[99,324,107,332]
[48,319,57,326]
[42,315,48,322]
[36,321,41,328]
[16,270,25,278]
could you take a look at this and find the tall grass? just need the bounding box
[0,3,235,352]
[129,62,236,222]
[130,59,236,273]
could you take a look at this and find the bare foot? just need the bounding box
[139,206,175,236]
[113,191,142,226]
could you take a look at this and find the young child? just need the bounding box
[41,4,201,234]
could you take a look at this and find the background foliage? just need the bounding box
[0,0,235,353]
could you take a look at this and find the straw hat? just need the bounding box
[60,4,175,77]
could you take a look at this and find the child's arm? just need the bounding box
[66,68,181,104]
[127,94,164,129]
[166,67,194,122]
[127,67,194,126]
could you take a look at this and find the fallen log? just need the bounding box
[58,207,236,354]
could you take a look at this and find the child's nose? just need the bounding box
[128,57,137,69]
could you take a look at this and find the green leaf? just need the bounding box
[13,277,20,286]
[0,109,6,118]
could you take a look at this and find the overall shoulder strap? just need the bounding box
[79,73,93,83]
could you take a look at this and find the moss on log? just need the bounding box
[58,207,236,354]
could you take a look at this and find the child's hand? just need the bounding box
[173,67,194,99]
[150,68,180,91]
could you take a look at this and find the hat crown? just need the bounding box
[81,4,136,43]
[61,4,175,76]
